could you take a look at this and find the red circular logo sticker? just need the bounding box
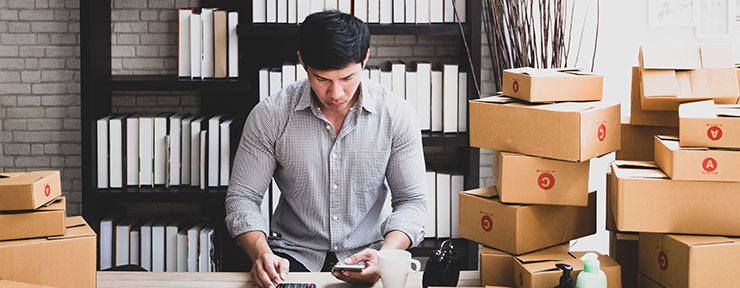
[707,126,723,141]
[519,272,524,286]
[537,173,555,190]
[44,184,51,197]
[481,215,493,232]
[702,157,718,172]
[512,80,519,93]
[598,124,607,142]
[658,250,669,271]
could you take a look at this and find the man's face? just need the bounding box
[304,62,364,114]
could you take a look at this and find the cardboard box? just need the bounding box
[630,67,679,127]
[609,160,740,236]
[610,231,639,288]
[513,248,622,288]
[458,186,596,255]
[654,135,740,182]
[0,196,66,241]
[639,233,740,288]
[0,280,56,288]
[0,216,96,288]
[470,95,620,162]
[638,273,664,288]
[501,68,603,102]
[493,151,590,206]
[679,99,740,149]
[480,246,516,287]
[0,171,62,211]
[617,118,678,161]
[638,45,739,111]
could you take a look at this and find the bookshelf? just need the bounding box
[81,0,481,272]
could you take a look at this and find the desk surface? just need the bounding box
[97,270,481,288]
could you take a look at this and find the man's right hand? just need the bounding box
[251,253,290,288]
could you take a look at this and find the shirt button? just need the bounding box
[332,184,338,190]
[326,125,331,130]
[331,153,337,159]
[334,246,338,250]
[332,215,338,221]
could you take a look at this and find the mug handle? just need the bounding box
[409,259,421,272]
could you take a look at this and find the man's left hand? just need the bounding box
[331,248,379,284]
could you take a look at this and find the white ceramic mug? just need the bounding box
[378,249,421,288]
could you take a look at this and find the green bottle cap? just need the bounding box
[581,253,600,273]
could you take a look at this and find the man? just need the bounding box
[225,10,426,288]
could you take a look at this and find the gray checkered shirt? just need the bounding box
[225,78,427,272]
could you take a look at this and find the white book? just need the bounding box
[416,0,429,23]
[169,113,185,186]
[166,135,171,187]
[267,0,277,23]
[220,119,232,186]
[97,115,111,189]
[269,68,282,96]
[99,212,116,270]
[298,0,310,23]
[355,0,368,22]
[200,130,208,190]
[362,68,370,81]
[406,0,416,23]
[109,114,126,188]
[296,64,307,81]
[130,224,141,266]
[139,115,154,186]
[436,172,451,238]
[451,175,464,238]
[154,113,173,185]
[115,216,134,266]
[190,117,205,187]
[126,114,139,186]
[391,61,406,99]
[380,70,392,91]
[442,64,458,133]
[259,68,270,100]
[393,0,405,23]
[199,226,215,272]
[431,70,443,132]
[368,0,380,23]
[424,171,437,238]
[190,13,202,78]
[181,115,195,185]
[152,217,170,272]
[430,0,442,23]
[338,0,351,14]
[416,62,431,130]
[165,218,182,272]
[406,70,417,112]
[228,12,239,78]
[380,0,392,24]
[310,0,325,14]
[325,0,337,10]
[282,63,296,88]
[178,9,191,77]
[187,221,207,272]
[278,0,288,23]
[288,0,297,23]
[177,227,188,272]
[444,0,453,22]
[201,8,214,79]
[369,66,381,81]
[261,189,271,235]
[253,0,267,23]
[455,0,465,22]
[271,179,281,215]
[208,115,222,187]
[458,72,467,132]
[140,217,157,271]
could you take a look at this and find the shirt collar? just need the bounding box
[294,78,377,114]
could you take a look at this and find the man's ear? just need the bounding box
[297,50,306,69]
[362,49,370,68]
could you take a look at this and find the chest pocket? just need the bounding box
[349,150,390,192]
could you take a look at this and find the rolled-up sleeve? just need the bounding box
[381,101,427,247]
[225,100,277,238]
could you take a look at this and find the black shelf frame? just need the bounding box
[81,0,481,272]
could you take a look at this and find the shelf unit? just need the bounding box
[81,0,481,272]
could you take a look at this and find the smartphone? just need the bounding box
[275,283,316,288]
[332,261,366,272]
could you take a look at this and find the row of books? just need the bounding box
[253,0,466,24]
[177,9,239,78]
[96,113,232,189]
[260,61,468,133]
[99,214,217,272]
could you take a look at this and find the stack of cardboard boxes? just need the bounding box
[610,44,740,288]
[466,68,623,287]
[0,171,96,288]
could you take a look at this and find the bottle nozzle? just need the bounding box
[554,263,573,288]
[580,252,601,273]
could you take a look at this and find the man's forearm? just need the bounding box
[236,230,274,262]
[381,230,412,250]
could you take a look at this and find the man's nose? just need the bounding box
[328,81,345,99]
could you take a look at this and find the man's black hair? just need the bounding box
[299,10,370,71]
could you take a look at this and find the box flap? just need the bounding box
[656,135,679,141]
[473,95,516,104]
[481,246,512,256]
[656,135,708,151]
[640,45,701,70]
[669,234,739,247]
[716,107,740,117]
[679,100,717,118]
[47,216,95,240]
[0,171,59,186]
[537,102,598,112]
[515,251,573,264]
[700,45,735,69]
[615,232,639,241]
[612,161,669,179]
[461,186,499,199]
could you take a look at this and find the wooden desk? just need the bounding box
[97,270,481,288]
